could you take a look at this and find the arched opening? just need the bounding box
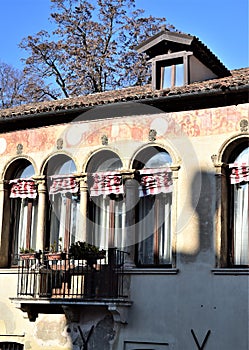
[224,141,249,266]
[44,154,79,252]
[5,159,37,266]
[132,146,173,266]
[86,150,124,250]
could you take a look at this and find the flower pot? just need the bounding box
[20,251,41,260]
[20,253,36,260]
[45,252,66,261]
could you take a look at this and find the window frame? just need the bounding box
[135,192,172,267]
[44,155,79,252]
[86,150,124,250]
[124,341,169,350]
[10,196,38,264]
[133,146,174,268]
[227,146,249,267]
[215,135,249,268]
[0,342,24,350]
[46,191,80,251]
[151,51,191,90]
[7,162,37,266]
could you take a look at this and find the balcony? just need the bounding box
[11,249,132,322]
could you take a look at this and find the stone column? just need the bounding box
[0,180,6,238]
[170,164,180,268]
[123,172,139,268]
[213,158,227,267]
[78,175,88,242]
[0,180,9,266]
[34,176,47,251]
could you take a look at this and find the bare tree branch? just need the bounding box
[3,0,176,105]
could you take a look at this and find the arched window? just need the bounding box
[45,155,79,252]
[6,161,37,265]
[133,147,173,266]
[228,145,249,266]
[86,151,124,250]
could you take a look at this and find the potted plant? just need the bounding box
[69,241,106,266]
[45,238,66,261]
[19,247,41,260]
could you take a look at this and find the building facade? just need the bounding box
[0,30,248,350]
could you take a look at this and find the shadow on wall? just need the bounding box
[66,314,115,350]
[180,170,216,264]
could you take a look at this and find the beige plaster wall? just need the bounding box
[0,102,248,349]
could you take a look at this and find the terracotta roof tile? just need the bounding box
[0,67,248,119]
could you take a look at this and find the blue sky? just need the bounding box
[0,0,248,70]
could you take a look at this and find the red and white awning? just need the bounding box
[9,178,37,199]
[90,171,124,197]
[49,175,79,195]
[138,167,173,197]
[229,163,249,184]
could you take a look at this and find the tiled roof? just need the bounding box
[0,67,248,119]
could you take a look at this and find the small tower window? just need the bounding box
[152,54,188,90]
[136,29,231,91]
[163,62,184,89]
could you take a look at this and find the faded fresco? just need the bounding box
[0,104,247,156]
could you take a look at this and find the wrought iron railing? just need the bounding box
[17,249,128,299]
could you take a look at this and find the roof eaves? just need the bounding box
[0,68,248,120]
[135,29,194,53]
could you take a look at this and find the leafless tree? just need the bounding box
[19,0,174,100]
[0,61,49,109]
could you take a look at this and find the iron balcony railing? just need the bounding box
[17,248,127,299]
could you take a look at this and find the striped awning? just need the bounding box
[49,175,79,194]
[138,167,173,197]
[9,178,37,199]
[90,171,124,197]
[229,163,249,184]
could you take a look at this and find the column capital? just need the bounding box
[170,164,181,171]
[120,169,136,182]
[170,164,181,180]
[32,176,47,193]
[73,172,87,178]
[77,174,88,191]
[32,175,46,184]
[213,162,227,177]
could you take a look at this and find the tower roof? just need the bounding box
[136,28,231,78]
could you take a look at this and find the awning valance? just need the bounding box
[49,175,79,195]
[90,172,124,197]
[9,178,37,199]
[138,167,173,197]
[229,163,249,184]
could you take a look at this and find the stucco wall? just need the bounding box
[0,102,248,349]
